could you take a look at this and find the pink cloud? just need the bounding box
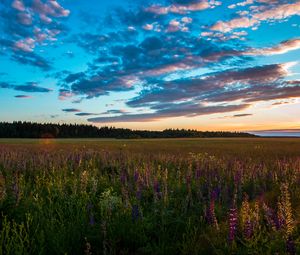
[166,19,190,33]
[143,62,193,76]
[146,0,221,15]
[228,0,254,9]
[246,39,300,55]
[32,0,70,24]
[59,90,75,101]
[181,17,193,23]
[17,11,33,25]
[14,38,36,52]
[142,24,154,31]
[211,1,300,32]
[12,0,25,12]
[201,39,300,62]
[166,19,181,32]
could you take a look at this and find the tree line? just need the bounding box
[0,121,256,139]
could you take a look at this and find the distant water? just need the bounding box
[250,131,300,137]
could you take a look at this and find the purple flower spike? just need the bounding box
[286,236,296,255]
[132,204,139,221]
[89,213,95,226]
[228,207,238,243]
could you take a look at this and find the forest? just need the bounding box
[0,121,256,139]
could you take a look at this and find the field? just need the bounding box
[1,138,300,254]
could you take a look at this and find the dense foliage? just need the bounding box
[0,139,300,254]
[0,121,256,138]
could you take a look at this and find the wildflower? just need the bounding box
[87,203,95,226]
[286,236,296,255]
[262,202,278,231]
[277,183,294,237]
[120,170,127,185]
[89,213,95,226]
[134,170,139,183]
[153,180,161,198]
[228,197,238,244]
[206,198,219,231]
[241,194,252,238]
[132,204,139,221]
[252,201,260,231]
[211,187,220,201]
[136,186,142,201]
[195,166,201,180]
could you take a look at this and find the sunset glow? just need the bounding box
[1,0,300,133]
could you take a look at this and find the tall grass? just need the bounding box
[0,139,300,254]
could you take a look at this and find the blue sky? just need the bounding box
[1,0,300,132]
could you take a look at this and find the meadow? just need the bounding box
[1,138,300,254]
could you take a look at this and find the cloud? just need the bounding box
[166,19,190,32]
[75,112,98,116]
[232,113,253,117]
[246,38,300,55]
[211,1,300,32]
[88,103,249,123]
[1,81,52,93]
[62,108,81,113]
[198,38,300,63]
[61,30,300,103]
[272,100,295,106]
[12,0,25,12]
[85,61,300,123]
[145,0,221,15]
[32,0,70,23]
[11,51,52,70]
[58,89,75,100]
[60,34,221,99]
[128,63,291,107]
[14,95,32,99]
[14,82,52,93]
[102,109,128,115]
[0,0,69,68]
[228,0,254,9]
[14,38,35,52]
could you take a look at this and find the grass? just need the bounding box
[1,138,300,254]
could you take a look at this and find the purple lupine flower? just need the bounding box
[120,170,127,185]
[206,200,219,229]
[263,203,279,230]
[228,207,238,243]
[12,175,20,203]
[89,213,95,226]
[136,188,142,201]
[286,236,296,255]
[195,168,201,180]
[211,187,220,201]
[244,219,253,239]
[134,170,139,183]
[87,203,95,226]
[234,170,242,186]
[195,162,201,179]
[132,204,139,221]
[154,180,160,193]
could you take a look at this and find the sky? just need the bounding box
[0,0,300,133]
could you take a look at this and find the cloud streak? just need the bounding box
[1,82,52,93]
